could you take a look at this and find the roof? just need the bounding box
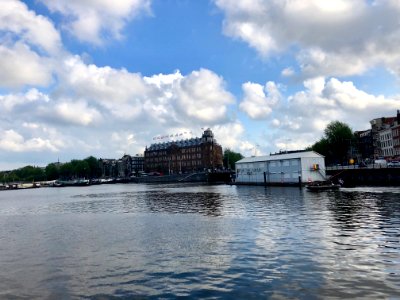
[236,151,324,164]
[147,137,203,151]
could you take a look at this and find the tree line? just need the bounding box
[1,156,102,183]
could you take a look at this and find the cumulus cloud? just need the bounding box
[0,0,62,88]
[239,81,281,119]
[0,88,49,112]
[0,52,242,166]
[53,101,102,126]
[0,43,53,88]
[263,76,400,150]
[0,129,59,152]
[287,77,400,130]
[0,0,62,53]
[39,0,151,44]
[59,57,235,125]
[215,0,400,78]
[174,69,235,123]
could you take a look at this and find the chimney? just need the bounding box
[397,110,400,124]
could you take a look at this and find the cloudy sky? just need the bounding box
[1,0,400,170]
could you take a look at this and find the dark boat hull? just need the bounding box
[306,184,340,191]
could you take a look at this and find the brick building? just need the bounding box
[144,128,223,174]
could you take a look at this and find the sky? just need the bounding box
[1,0,400,170]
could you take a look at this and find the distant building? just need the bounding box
[235,151,326,185]
[132,154,144,173]
[370,115,398,158]
[354,129,374,161]
[144,128,223,174]
[99,158,118,178]
[393,124,400,157]
[379,127,394,158]
[99,154,144,178]
[117,155,132,178]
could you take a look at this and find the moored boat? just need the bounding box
[306,182,340,191]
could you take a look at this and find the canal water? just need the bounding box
[0,184,399,299]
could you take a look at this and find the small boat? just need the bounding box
[306,182,340,191]
[53,179,90,187]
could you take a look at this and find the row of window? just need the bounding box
[146,147,203,157]
[238,159,300,169]
[237,171,300,179]
[146,154,202,162]
[147,160,203,168]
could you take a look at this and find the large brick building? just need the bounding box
[144,128,223,174]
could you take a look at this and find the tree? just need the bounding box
[84,156,102,178]
[59,162,74,179]
[14,166,45,182]
[223,149,244,170]
[45,163,60,180]
[311,121,354,165]
[71,160,90,178]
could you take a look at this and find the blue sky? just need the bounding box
[1,0,400,170]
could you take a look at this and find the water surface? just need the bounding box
[0,184,399,299]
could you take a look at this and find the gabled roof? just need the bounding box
[236,151,324,164]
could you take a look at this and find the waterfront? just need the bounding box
[0,184,399,299]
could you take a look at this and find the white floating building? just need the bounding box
[235,151,326,185]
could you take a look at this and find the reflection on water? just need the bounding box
[0,184,399,299]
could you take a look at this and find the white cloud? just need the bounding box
[39,0,151,44]
[0,0,62,53]
[0,0,62,88]
[53,101,102,126]
[174,69,235,123]
[59,57,235,125]
[0,44,53,88]
[215,0,400,78]
[0,88,49,112]
[289,77,400,128]
[239,81,281,119]
[265,76,400,149]
[281,67,295,77]
[0,129,59,152]
[0,52,242,166]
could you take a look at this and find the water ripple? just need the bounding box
[0,184,399,299]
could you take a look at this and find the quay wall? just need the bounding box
[132,172,207,183]
[132,172,233,184]
[326,167,400,186]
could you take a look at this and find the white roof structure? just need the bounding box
[236,151,324,164]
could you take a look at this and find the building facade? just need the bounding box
[379,128,394,158]
[354,129,374,162]
[132,155,144,173]
[393,124,400,157]
[235,151,326,185]
[100,154,144,178]
[144,129,223,174]
[370,116,398,159]
[99,158,118,178]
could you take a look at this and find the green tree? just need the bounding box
[45,163,60,180]
[14,166,45,182]
[223,149,244,170]
[311,121,354,165]
[59,162,74,179]
[84,156,102,178]
[71,160,90,178]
